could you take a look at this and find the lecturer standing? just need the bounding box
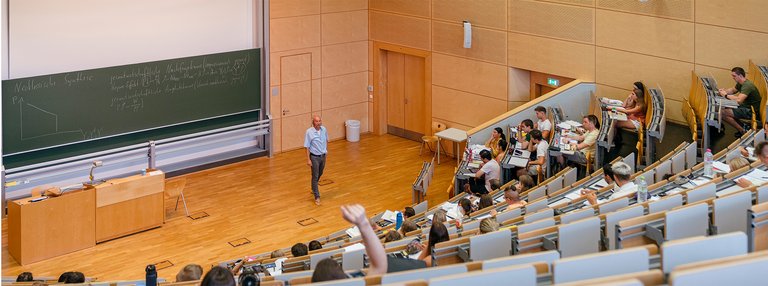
[305,115,328,206]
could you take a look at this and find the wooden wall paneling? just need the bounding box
[322,72,368,110]
[507,32,595,81]
[695,24,768,70]
[270,0,321,18]
[596,9,694,62]
[431,21,507,64]
[280,81,313,116]
[270,15,321,52]
[281,114,312,151]
[322,41,369,77]
[321,0,367,13]
[539,0,594,7]
[508,101,526,111]
[321,10,368,45]
[432,53,508,101]
[596,47,693,104]
[387,51,405,129]
[369,0,430,17]
[509,0,595,44]
[596,0,693,21]
[508,67,531,102]
[695,0,768,34]
[312,79,322,113]
[369,11,431,51]
[529,71,574,99]
[665,99,684,125]
[595,84,629,101]
[322,102,370,140]
[272,118,282,153]
[270,86,282,119]
[403,54,426,135]
[280,53,313,84]
[431,86,507,128]
[432,0,507,29]
[270,48,322,86]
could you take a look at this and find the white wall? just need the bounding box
[4,0,257,79]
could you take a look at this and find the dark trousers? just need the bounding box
[310,154,326,199]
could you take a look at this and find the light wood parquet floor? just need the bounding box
[1,134,458,280]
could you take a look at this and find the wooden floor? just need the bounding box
[1,134,458,280]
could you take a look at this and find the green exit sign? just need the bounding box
[547,78,560,87]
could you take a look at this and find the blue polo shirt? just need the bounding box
[304,126,328,155]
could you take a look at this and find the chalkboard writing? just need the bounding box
[2,49,261,155]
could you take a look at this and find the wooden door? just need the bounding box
[280,53,313,151]
[385,51,426,141]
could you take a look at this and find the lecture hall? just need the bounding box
[2,0,768,285]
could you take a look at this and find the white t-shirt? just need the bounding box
[481,159,500,192]
[535,140,549,171]
[537,119,552,132]
[608,181,637,201]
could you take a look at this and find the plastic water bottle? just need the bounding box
[704,149,714,177]
[145,265,157,286]
[636,175,648,203]
[395,212,403,231]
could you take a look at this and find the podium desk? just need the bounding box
[8,189,96,265]
[94,171,165,242]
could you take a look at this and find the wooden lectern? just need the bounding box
[7,171,164,265]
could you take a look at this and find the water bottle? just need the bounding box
[636,175,648,203]
[145,264,157,286]
[704,149,714,177]
[395,211,403,231]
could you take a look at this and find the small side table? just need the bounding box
[436,128,468,165]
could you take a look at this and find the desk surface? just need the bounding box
[436,128,467,142]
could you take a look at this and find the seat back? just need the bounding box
[713,190,752,234]
[599,197,629,214]
[482,250,560,270]
[525,198,549,214]
[661,232,748,273]
[669,255,768,286]
[552,247,650,284]
[524,208,554,224]
[558,216,601,258]
[560,207,595,224]
[605,205,645,250]
[309,278,365,286]
[496,207,522,224]
[672,151,686,174]
[380,264,466,284]
[518,218,556,233]
[430,265,536,286]
[342,249,365,271]
[665,203,709,241]
[685,183,716,204]
[413,200,428,214]
[469,229,512,261]
[648,194,683,214]
[685,141,697,169]
[310,248,344,269]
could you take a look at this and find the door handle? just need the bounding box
[283,109,289,116]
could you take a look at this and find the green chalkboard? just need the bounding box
[2,48,261,164]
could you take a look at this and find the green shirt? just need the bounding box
[737,79,762,119]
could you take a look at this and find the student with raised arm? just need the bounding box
[534,106,552,140]
[311,204,387,282]
[719,67,762,138]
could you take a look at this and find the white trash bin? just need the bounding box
[345,120,360,142]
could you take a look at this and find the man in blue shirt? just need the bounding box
[305,115,329,206]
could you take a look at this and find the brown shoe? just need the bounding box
[315,198,321,206]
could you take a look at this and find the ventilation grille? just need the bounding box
[510,0,595,43]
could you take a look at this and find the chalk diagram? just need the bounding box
[17,98,96,141]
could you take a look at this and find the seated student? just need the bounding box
[486,127,507,159]
[489,186,526,217]
[312,204,387,282]
[582,162,635,205]
[271,249,286,258]
[418,223,450,267]
[403,206,416,219]
[479,217,500,234]
[518,130,549,178]
[514,119,535,150]
[429,209,448,228]
[534,106,552,140]
[16,272,33,282]
[465,150,500,195]
[719,67,762,138]
[740,121,768,157]
[291,243,308,257]
[610,82,647,131]
[558,115,600,166]
[601,163,616,191]
[729,157,750,173]
[454,198,472,228]
[176,264,203,282]
[516,175,535,194]
[400,219,419,236]
[495,137,508,162]
[201,266,235,286]
[308,240,323,251]
[384,230,403,243]
[477,193,494,210]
